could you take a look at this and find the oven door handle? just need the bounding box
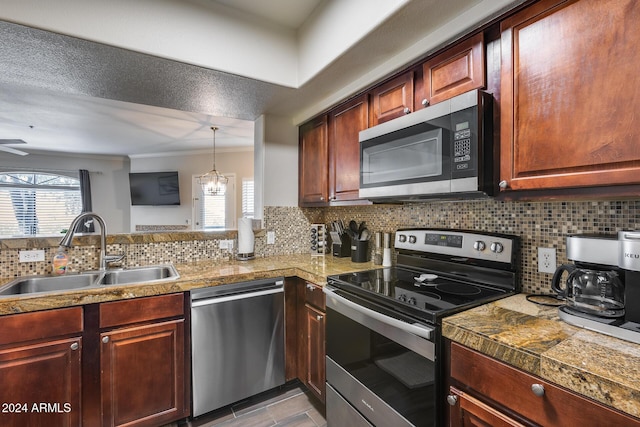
[323,286,434,341]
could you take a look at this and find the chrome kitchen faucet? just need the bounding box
[59,212,125,271]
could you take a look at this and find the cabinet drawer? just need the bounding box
[99,293,184,329]
[0,307,83,346]
[304,282,325,311]
[450,342,639,427]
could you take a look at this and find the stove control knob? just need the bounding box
[473,240,486,251]
[398,234,407,243]
[490,242,504,253]
[398,294,407,302]
[409,235,417,244]
[408,297,417,305]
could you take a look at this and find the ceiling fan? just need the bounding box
[0,139,29,156]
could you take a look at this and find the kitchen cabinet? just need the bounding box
[296,280,326,403]
[81,293,188,426]
[369,71,414,126]
[0,307,83,427]
[421,32,485,107]
[328,94,369,202]
[448,341,640,427]
[299,115,329,206]
[499,0,640,193]
[98,294,187,427]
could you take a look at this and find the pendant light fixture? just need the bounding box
[197,126,228,195]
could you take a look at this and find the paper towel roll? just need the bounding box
[237,217,255,256]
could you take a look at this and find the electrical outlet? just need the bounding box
[538,247,557,273]
[267,231,275,245]
[219,240,229,250]
[226,239,234,250]
[19,250,45,262]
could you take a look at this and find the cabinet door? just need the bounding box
[299,116,329,206]
[329,94,369,202]
[101,319,186,427]
[370,72,414,126]
[448,387,524,427]
[500,0,640,192]
[422,32,485,106]
[0,337,82,427]
[305,304,326,403]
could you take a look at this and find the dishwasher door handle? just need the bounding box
[192,287,283,307]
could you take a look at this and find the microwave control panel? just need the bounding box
[453,122,473,171]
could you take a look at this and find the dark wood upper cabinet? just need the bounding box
[369,71,414,126]
[329,94,369,202]
[299,116,329,206]
[421,32,485,106]
[500,0,640,192]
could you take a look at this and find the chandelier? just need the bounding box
[197,126,228,195]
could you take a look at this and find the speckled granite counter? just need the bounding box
[442,294,640,419]
[0,254,376,315]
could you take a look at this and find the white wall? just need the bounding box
[0,151,130,233]
[259,114,298,207]
[129,149,253,231]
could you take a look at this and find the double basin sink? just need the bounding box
[0,265,180,297]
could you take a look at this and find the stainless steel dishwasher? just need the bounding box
[190,277,285,417]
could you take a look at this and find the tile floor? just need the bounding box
[166,382,326,427]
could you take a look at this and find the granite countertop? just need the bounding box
[0,254,376,315]
[442,294,640,419]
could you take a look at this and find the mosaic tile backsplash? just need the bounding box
[3,199,640,294]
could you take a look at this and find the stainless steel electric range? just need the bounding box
[324,228,520,427]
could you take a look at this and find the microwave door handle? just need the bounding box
[323,286,434,340]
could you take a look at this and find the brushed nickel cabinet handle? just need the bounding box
[422,99,429,107]
[403,107,411,114]
[447,394,458,406]
[102,336,109,344]
[70,342,79,351]
[499,180,509,189]
[531,383,545,397]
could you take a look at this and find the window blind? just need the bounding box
[0,172,82,237]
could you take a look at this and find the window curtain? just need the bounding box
[76,169,95,233]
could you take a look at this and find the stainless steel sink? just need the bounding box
[0,273,101,296]
[99,265,180,285]
[0,264,179,297]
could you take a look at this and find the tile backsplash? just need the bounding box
[262,199,640,294]
[3,199,640,295]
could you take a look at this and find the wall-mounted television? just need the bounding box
[129,171,180,206]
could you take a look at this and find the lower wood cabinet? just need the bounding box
[0,307,83,427]
[80,293,189,427]
[100,319,185,427]
[448,341,640,427]
[288,278,326,403]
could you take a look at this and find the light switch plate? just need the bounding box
[19,249,45,262]
[538,247,556,273]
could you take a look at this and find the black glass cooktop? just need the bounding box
[328,267,508,322]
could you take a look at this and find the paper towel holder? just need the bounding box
[237,217,255,261]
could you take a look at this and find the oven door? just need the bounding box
[324,286,438,427]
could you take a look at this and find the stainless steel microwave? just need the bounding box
[359,90,494,201]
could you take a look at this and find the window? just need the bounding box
[192,174,236,230]
[242,178,254,218]
[0,171,82,237]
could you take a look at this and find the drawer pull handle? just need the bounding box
[531,383,545,397]
[102,336,110,344]
[316,315,323,321]
[307,283,315,291]
[70,342,79,351]
[446,394,458,406]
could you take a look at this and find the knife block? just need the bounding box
[332,233,352,257]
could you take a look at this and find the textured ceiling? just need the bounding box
[0,0,524,157]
